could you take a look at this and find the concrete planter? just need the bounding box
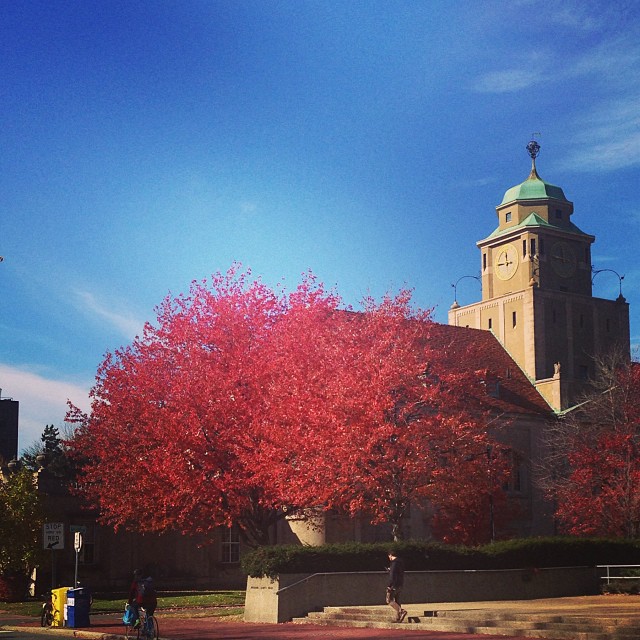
[244,566,600,623]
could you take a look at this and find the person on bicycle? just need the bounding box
[128,569,157,628]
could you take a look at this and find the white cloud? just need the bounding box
[544,3,622,33]
[239,201,259,215]
[474,69,544,94]
[73,289,144,340]
[0,364,91,454]
[472,17,640,171]
[563,100,640,171]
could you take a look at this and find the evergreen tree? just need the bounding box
[21,424,75,479]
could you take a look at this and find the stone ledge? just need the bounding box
[244,566,599,623]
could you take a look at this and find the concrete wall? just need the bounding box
[244,566,599,623]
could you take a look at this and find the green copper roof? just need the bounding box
[501,141,570,205]
[484,211,591,241]
[500,176,569,205]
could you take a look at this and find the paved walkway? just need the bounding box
[0,612,523,640]
[3,595,640,639]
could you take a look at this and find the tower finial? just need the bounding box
[526,134,541,180]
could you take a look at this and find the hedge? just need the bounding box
[241,537,640,579]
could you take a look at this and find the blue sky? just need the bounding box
[1,0,639,452]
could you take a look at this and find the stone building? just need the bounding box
[449,140,630,410]
[281,140,631,545]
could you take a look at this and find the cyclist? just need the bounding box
[127,569,157,630]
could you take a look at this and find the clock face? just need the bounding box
[494,243,518,281]
[551,242,577,278]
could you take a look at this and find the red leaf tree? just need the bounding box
[260,290,511,542]
[68,266,512,545]
[68,266,295,546]
[541,352,640,537]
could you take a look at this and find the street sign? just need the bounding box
[74,531,83,552]
[43,522,64,550]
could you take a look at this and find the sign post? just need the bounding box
[43,523,64,589]
[73,531,83,587]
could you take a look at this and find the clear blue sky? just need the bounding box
[2,0,639,452]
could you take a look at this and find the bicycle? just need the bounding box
[125,606,159,640]
[40,591,60,627]
[40,593,54,627]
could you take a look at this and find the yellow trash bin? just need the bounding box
[51,587,69,627]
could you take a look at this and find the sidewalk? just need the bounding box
[0,610,536,640]
[3,595,640,640]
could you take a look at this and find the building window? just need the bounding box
[512,311,517,328]
[530,238,536,256]
[482,379,500,398]
[539,238,545,255]
[505,212,512,222]
[579,365,589,380]
[221,527,240,564]
[483,253,487,270]
[509,456,523,493]
[488,318,492,330]
[502,450,524,494]
[522,240,527,257]
[555,209,562,219]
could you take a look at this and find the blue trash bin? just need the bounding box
[66,587,91,628]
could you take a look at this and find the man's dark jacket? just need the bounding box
[388,557,405,589]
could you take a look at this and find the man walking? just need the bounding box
[386,550,407,623]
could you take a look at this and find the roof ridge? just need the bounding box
[431,323,554,416]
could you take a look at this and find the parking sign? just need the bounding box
[43,522,64,550]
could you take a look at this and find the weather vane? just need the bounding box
[526,132,541,160]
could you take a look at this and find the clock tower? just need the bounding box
[449,141,630,411]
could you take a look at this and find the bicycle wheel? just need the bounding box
[147,615,159,640]
[40,604,53,627]
[125,622,140,639]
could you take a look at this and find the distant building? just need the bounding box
[0,396,19,463]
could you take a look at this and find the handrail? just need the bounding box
[276,571,383,594]
[275,566,590,594]
[596,564,640,584]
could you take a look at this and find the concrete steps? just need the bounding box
[293,604,640,639]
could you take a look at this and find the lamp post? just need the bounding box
[591,267,625,301]
[487,445,495,543]
[450,274,481,308]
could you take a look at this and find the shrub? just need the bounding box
[241,537,640,579]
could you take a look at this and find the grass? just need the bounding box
[0,590,246,618]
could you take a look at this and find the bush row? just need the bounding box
[241,537,640,579]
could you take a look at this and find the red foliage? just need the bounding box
[68,266,292,545]
[429,441,514,545]
[552,361,640,537]
[68,265,512,545]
